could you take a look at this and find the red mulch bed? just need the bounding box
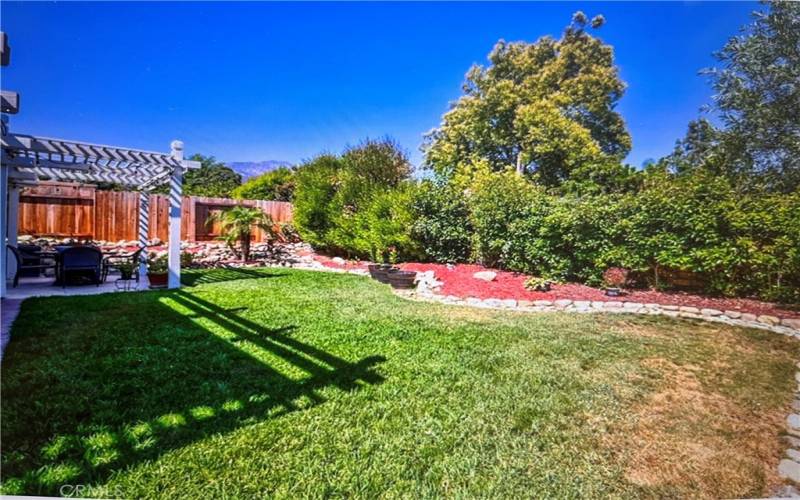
[398,262,800,320]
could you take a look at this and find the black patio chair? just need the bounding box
[6,245,57,288]
[17,244,45,277]
[58,246,103,287]
[101,246,145,283]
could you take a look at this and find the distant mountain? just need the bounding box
[226,160,292,180]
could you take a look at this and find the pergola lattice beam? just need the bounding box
[2,133,199,188]
[1,133,182,169]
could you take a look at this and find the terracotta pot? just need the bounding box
[387,269,417,289]
[148,272,168,288]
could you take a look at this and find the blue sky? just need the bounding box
[1,2,757,169]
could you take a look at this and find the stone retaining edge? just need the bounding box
[394,288,800,337]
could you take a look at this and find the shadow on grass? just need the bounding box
[0,286,385,495]
[180,266,283,287]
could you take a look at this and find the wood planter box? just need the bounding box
[387,269,417,289]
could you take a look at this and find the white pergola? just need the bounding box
[0,126,200,298]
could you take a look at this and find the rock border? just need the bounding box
[395,270,800,337]
[779,367,800,494]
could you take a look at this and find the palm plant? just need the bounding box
[207,206,274,262]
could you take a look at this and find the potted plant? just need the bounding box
[524,276,553,292]
[116,261,136,281]
[367,247,397,284]
[603,267,629,297]
[147,254,169,288]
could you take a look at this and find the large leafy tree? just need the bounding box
[182,154,243,197]
[658,118,724,176]
[703,0,800,192]
[423,12,631,187]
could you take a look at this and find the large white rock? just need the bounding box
[473,271,497,282]
[779,459,800,482]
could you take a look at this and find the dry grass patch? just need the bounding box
[599,317,800,498]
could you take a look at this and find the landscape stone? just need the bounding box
[759,315,781,326]
[604,301,623,308]
[517,300,534,308]
[724,310,742,319]
[679,306,700,314]
[774,484,800,498]
[788,414,800,430]
[700,308,723,316]
[661,305,680,311]
[779,459,800,482]
[554,299,573,308]
[573,301,591,309]
[788,449,800,462]
[534,300,553,306]
[783,318,800,330]
[623,302,643,309]
[473,271,497,282]
[741,313,758,322]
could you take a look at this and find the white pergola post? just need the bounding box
[7,184,19,247]
[138,191,149,284]
[0,163,8,298]
[167,140,183,289]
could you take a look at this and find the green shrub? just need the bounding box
[292,154,342,250]
[411,181,472,263]
[469,170,550,269]
[232,167,295,201]
[351,184,420,262]
[292,139,416,260]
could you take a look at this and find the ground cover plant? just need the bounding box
[2,268,798,498]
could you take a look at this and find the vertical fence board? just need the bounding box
[17,182,293,243]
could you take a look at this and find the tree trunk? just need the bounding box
[241,234,251,262]
[515,152,524,175]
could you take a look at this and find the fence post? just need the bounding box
[168,140,183,289]
[138,191,149,281]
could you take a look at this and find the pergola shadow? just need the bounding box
[180,266,285,287]
[0,289,386,495]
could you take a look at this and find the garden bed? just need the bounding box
[399,263,800,320]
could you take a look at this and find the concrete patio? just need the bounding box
[4,272,150,299]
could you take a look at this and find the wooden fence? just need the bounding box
[18,182,293,243]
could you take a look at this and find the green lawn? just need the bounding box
[2,267,798,498]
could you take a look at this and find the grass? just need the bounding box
[1,267,798,498]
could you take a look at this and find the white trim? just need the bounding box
[167,140,183,289]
